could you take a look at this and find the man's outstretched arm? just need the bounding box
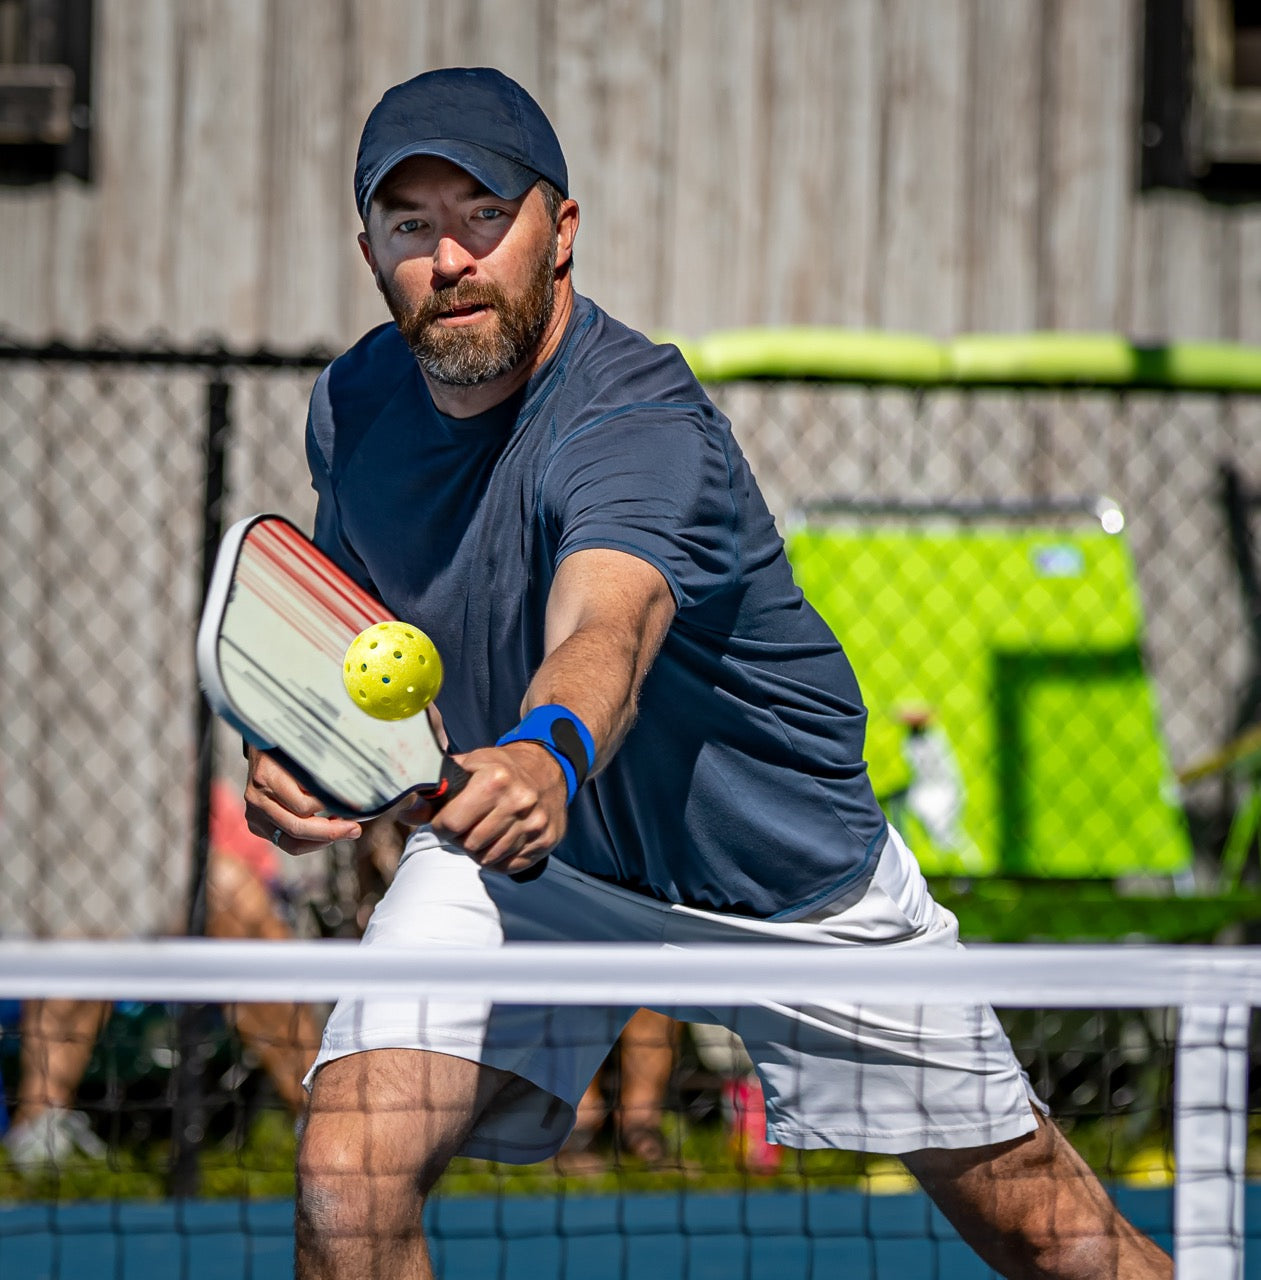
[431,547,676,876]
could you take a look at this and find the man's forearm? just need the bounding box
[519,620,659,774]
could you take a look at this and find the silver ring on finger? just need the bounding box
[271,826,285,846]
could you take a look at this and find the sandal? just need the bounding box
[617,1124,670,1167]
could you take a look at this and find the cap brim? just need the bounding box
[358,141,539,217]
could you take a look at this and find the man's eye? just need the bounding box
[474,208,505,221]
[396,219,425,234]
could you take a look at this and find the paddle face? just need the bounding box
[197,514,458,818]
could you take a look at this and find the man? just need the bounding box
[245,67,1170,1279]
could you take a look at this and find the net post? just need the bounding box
[1174,1003,1249,1280]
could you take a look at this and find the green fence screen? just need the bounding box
[787,508,1191,880]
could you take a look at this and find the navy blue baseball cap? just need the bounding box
[354,67,568,220]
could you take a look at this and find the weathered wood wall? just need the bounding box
[0,0,1256,348]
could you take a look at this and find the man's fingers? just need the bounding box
[248,753,325,818]
[430,768,563,874]
[430,781,549,851]
[244,750,362,851]
[421,743,568,874]
[271,830,344,858]
[485,842,552,877]
[244,801,362,849]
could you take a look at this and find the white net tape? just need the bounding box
[0,940,1258,1007]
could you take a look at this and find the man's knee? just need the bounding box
[296,1048,504,1243]
[296,1105,444,1244]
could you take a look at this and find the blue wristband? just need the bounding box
[496,704,596,805]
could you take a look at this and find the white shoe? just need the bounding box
[3,1108,107,1172]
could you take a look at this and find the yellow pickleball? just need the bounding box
[342,621,443,720]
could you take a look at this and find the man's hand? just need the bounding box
[244,746,363,855]
[429,740,568,877]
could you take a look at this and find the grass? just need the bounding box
[0,1103,1203,1206]
[0,1106,301,1204]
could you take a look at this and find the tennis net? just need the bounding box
[0,940,1255,1279]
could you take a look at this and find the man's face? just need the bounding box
[361,156,559,387]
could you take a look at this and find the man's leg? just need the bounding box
[902,1106,1171,1280]
[614,1008,677,1162]
[295,1046,515,1280]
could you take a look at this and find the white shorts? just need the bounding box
[310,826,1041,1162]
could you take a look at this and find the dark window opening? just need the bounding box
[1142,0,1261,198]
[1235,0,1261,86]
[0,0,93,184]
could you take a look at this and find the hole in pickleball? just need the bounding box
[381,676,391,684]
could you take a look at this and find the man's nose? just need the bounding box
[432,234,476,285]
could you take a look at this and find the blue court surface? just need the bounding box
[0,1186,1195,1278]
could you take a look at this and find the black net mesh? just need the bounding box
[0,341,1257,1275]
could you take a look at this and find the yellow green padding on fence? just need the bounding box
[660,327,1261,391]
[680,328,949,385]
[949,334,1261,390]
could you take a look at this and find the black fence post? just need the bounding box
[168,376,232,1198]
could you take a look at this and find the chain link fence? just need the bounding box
[0,338,1254,941]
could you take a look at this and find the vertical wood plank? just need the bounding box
[84,0,178,337]
[1229,209,1261,344]
[660,0,763,335]
[1129,193,1232,341]
[554,0,673,334]
[875,0,969,336]
[427,0,549,92]
[1038,0,1134,330]
[0,192,54,337]
[168,0,270,344]
[964,0,1043,332]
[761,0,881,327]
[46,186,98,341]
[259,0,356,345]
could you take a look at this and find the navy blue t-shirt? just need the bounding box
[306,294,887,919]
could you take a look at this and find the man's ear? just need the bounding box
[358,232,384,294]
[554,199,579,272]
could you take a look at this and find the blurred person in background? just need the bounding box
[2,781,322,1172]
[556,1008,680,1174]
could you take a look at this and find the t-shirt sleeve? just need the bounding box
[541,408,739,609]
